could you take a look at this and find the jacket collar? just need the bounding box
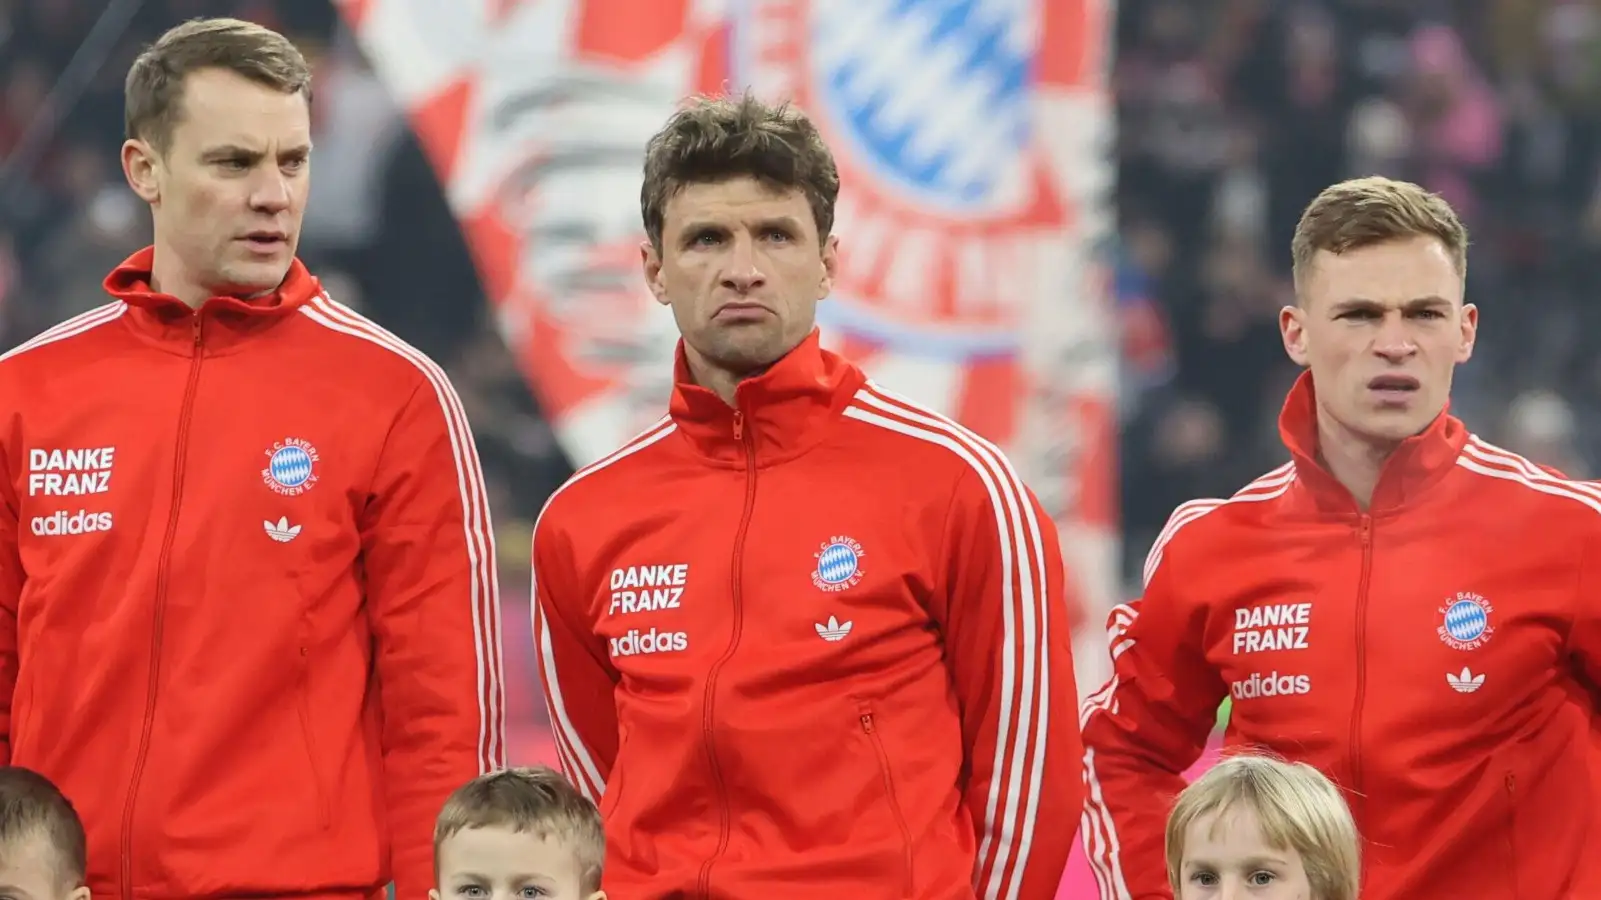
[669,329,864,467]
[103,247,319,354]
[1279,370,1467,514]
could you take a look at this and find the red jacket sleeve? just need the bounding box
[0,448,19,765]
[1571,531,1601,691]
[934,462,1082,900]
[530,497,619,804]
[361,378,504,900]
[1079,503,1228,900]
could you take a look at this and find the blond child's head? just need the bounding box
[1166,753,1360,900]
[431,766,605,900]
[0,767,89,900]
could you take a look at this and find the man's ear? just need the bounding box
[640,240,668,307]
[1457,302,1478,364]
[68,886,90,900]
[818,234,838,299]
[427,889,441,900]
[122,138,161,204]
[584,890,607,900]
[1280,304,1310,368]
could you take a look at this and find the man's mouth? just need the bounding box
[1368,374,1420,393]
[715,301,770,320]
[241,231,287,248]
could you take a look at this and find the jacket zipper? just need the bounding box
[696,408,757,899]
[120,314,205,899]
[861,712,915,896]
[1347,514,1374,818]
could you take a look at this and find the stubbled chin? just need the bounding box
[217,263,289,296]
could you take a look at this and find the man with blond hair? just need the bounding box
[1079,176,1601,899]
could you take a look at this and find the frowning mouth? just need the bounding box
[714,302,771,321]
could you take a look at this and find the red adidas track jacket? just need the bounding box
[1080,372,1601,900]
[0,248,504,900]
[532,330,1082,900]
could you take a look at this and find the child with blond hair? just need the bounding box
[1166,753,1361,899]
[431,766,605,900]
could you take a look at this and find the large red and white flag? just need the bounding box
[335,0,1118,687]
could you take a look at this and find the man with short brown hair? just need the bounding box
[1079,176,1601,899]
[0,16,502,900]
[533,92,1082,899]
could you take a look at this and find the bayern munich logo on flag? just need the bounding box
[1437,592,1494,651]
[262,437,320,497]
[732,0,1069,361]
[812,536,865,592]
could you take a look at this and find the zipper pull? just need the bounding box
[860,713,874,733]
[732,411,744,442]
[1358,515,1372,544]
[192,315,204,346]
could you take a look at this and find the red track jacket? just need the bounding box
[532,331,1082,900]
[1080,372,1601,900]
[0,249,504,900]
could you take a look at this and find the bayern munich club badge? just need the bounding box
[262,437,320,497]
[813,536,866,592]
[1438,592,1494,651]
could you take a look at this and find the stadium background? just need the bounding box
[5,0,1600,896]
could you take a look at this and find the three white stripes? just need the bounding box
[1081,463,1294,900]
[848,382,1050,900]
[299,294,507,774]
[531,417,677,805]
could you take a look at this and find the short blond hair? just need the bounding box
[1166,753,1361,900]
[434,767,604,892]
[1290,176,1468,294]
[126,17,312,155]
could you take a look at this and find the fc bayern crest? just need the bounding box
[812,536,866,592]
[731,0,1069,360]
[1437,592,1494,651]
[262,438,320,497]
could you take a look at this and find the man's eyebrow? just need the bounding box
[200,143,313,159]
[1328,295,1450,312]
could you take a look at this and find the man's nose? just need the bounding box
[720,236,766,293]
[250,171,291,212]
[1373,312,1419,361]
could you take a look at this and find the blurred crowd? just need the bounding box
[7,0,1601,587]
[1115,0,1601,572]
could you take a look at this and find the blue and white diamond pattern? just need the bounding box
[1444,599,1487,643]
[269,445,314,489]
[816,542,860,585]
[810,0,1036,211]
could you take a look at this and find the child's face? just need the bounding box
[0,836,89,900]
[429,826,603,900]
[1179,807,1313,900]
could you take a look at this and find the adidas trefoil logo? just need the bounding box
[264,516,302,543]
[1446,667,1485,694]
[815,615,852,642]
